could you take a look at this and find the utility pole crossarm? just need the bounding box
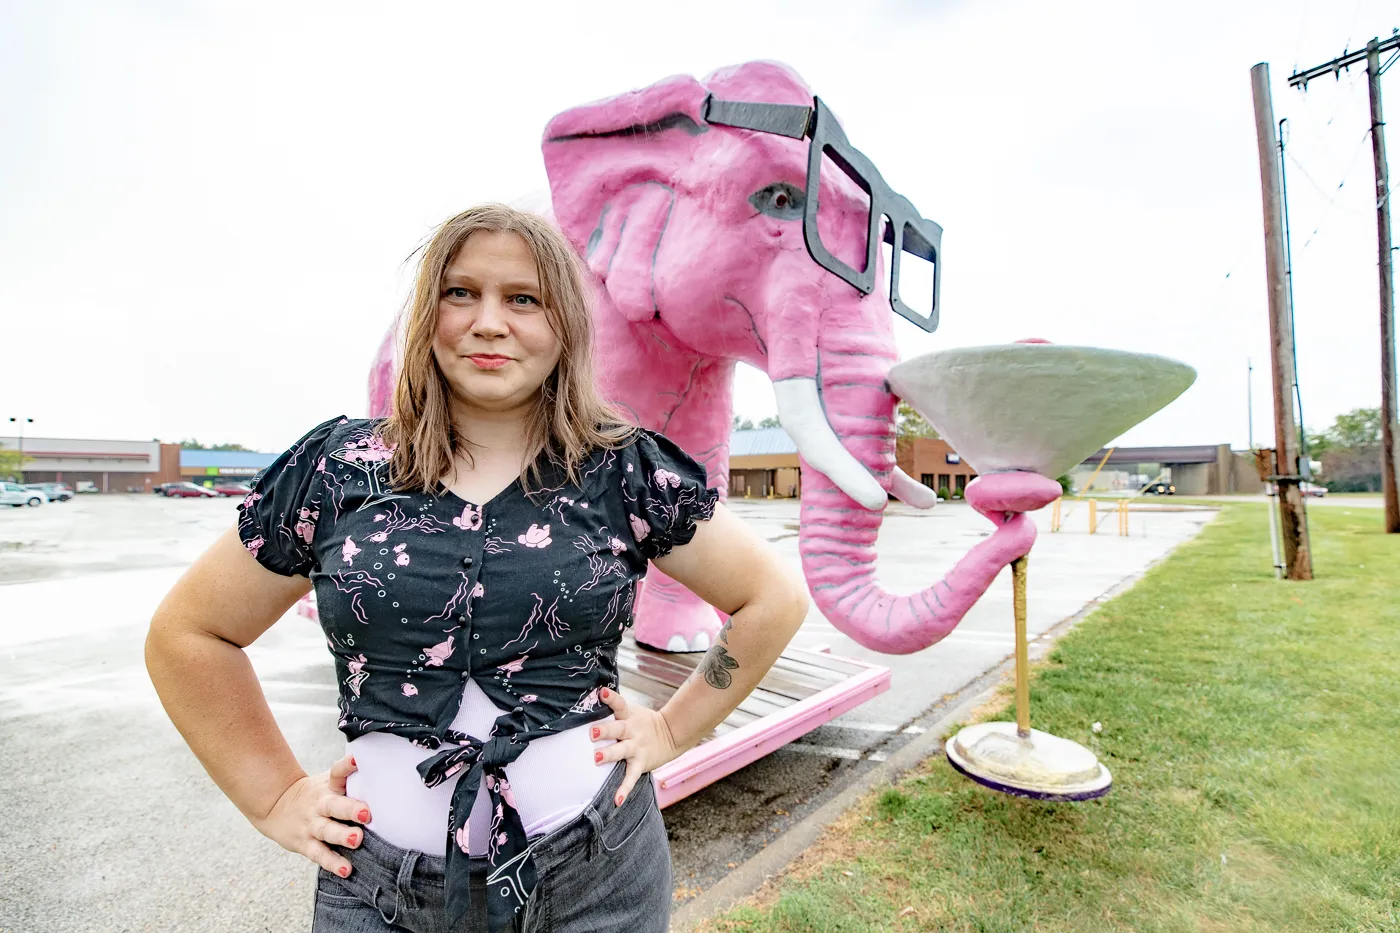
[1289,33,1400,88]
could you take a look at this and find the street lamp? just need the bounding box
[8,418,33,482]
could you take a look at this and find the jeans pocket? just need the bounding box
[315,868,367,908]
[313,869,382,932]
[599,774,656,853]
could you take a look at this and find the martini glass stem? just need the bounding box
[1012,554,1031,737]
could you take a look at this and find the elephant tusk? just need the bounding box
[773,377,889,511]
[891,468,938,509]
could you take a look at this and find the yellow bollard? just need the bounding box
[1050,497,1062,533]
[1117,499,1129,536]
[1088,498,1097,534]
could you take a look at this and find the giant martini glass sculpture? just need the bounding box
[887,342,1196,800]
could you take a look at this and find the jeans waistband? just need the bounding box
[344,761,631,894]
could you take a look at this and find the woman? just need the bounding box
[145,204,809,933]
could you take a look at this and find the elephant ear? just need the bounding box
[542,75,710,323]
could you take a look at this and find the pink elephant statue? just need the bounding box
[370,61,1044,655]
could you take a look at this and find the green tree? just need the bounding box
[177,439,253,451]
[1305,430,1332,458]
[896,401,939,439]
[731,415,755,432]
[0,448,31,479]
[757,415,781,429]
[1326,407,1381,449]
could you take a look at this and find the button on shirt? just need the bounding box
[236,416,717,932]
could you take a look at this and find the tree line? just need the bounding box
[1309,407,1385,493]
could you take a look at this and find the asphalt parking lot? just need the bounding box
[0,493,1215,932]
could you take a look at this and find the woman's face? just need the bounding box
[433,230,563,417]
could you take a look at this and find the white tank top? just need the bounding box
[345,678,615,856]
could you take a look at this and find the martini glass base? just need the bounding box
[945,722,1112,801]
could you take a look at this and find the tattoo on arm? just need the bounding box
[698,620,739,689]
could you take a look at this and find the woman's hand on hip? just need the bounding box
[251,754,371,878]
[592,687,678,806]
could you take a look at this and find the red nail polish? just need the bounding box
[338,865,350,878]
[594,751,603,763]
[591,727,599,739]
[357,809,370,823]
[348,834,359,846]
[600,687,610,699]
[350,757,356,767]
[615,793,624,806]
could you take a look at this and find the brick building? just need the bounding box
[728,427,802,498]
[895,436,980,496]
[1071,445,1263,495]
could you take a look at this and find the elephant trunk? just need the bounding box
[793,329,1041,655]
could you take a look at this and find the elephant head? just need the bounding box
[541,61,1043,654]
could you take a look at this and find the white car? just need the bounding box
[1,482,48,507]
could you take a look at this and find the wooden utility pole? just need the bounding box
[1367,40,1400,532]
[1291,33,1400,533]
[1251,63,1313,579]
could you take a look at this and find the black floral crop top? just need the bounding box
[236,416,718,932]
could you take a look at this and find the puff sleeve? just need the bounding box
[620,429,720,561]
[236,415,344,576]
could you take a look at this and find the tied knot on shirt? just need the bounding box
[417,732,526,789]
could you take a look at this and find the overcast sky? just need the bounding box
[1,0,1395,454]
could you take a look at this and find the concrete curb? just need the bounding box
[668,538,1196,933]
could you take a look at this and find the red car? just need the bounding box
[212,482,253,497]
[164,482,219,499]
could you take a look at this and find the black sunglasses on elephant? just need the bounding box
[702,94,943,334]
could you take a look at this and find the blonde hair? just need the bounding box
[383,203,633,494]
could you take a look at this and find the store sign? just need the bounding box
[203,466,259,476]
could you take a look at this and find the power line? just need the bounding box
[1285,150,1360,208]
[1300,126,1375,248]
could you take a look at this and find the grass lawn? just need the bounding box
[709,504,1399,933]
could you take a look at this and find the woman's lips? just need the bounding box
[467,355,511,370]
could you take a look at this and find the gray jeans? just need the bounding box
[311,764,671,933]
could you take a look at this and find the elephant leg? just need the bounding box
[626,353,735,652]
[636,566,724,652]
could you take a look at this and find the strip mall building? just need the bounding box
[0,436,275,493]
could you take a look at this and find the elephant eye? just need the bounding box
[750,183,805,220]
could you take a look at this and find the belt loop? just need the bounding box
[396,848,421,912]
[373,884,399,926]
[584,806,605,860]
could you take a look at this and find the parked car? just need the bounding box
[212,482,253,497]
[1,482,48,507]
[163,482,219,499]
[153,482,181,496]
[75,481,99,493]
[24,482,73,502]
[1143,480,1177,495]
[1300,481,1328,498]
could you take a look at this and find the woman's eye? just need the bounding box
[509,294,540,307]
[750,182,805,220]
[444,287,472,299]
